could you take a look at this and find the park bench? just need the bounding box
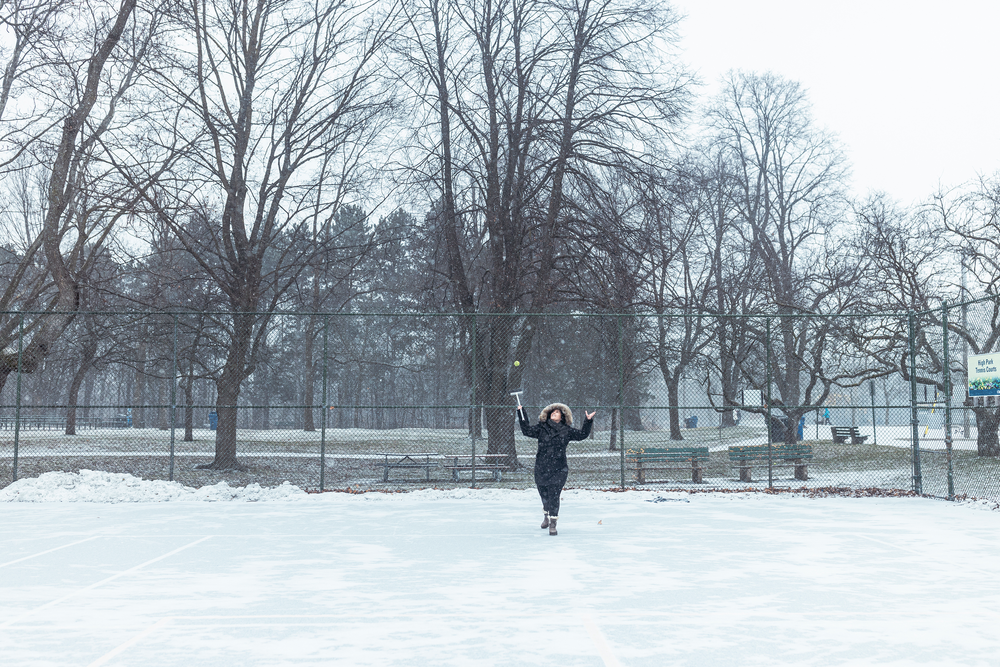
[728,443,814,482]
[378,452,439,482]
[442,454,507,482]
[831,426,868,444]
[626,446,710,484]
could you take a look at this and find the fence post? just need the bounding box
[169,313,178,481]
[471,313,477,487]
[766,316,773,489]
[908,310,923,494]
[320,314,329,492]
[617,314,626,489]
[942,303,954,501]
[961,288,970,438]
[12,312,24,482]
[869,381,877,447]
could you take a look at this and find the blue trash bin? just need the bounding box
[209,411,218,430]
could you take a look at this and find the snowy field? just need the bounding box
[2,472,1000,666]
[0,422,982,456]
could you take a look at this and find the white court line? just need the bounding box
[853,533,996,578]
[88,617,173,667]
[0,536,212,630]
[0,536,99,569]
[89,614,629,666]
[583,614,623,667]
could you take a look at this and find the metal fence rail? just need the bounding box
[1,300,999,498]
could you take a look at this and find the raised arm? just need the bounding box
[569,411,595,441]
[518,410,541,438]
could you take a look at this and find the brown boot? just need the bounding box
[548,516,558,535]
[540,512,550,529]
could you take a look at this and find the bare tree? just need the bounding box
[635,164,719,439]
[0,0,156,395]
[708,71,866,441]
[128,0,398,469]
[397,0,690,463]
[688,147,769,427]
[930,180,1000,456]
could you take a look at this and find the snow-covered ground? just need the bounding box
[2,472,999,666]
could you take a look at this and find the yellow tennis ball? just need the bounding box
[514,360,520,366]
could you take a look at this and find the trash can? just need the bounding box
[208,411,218,430]
[769,416,790,442]
[685,416,698,429]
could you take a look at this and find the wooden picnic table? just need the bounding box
[441,453,508,482]
[378,452,440,482]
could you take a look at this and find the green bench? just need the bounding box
[626,447,710,484]
[728,443,814,482]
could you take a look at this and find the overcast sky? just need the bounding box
[673,0,1000,204]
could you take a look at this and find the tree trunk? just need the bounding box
[667,374,683,441]
[183,372,194,442]
[133,332,147,429]
[485,405,517,467]
[65,369,86,436]
[468,406,482,439]
[976,407,1000,456]
[303,312,316,431]
[200,316,253,471]
[65,331,98,435]
[204,375,244,470]
[608,408,618,451]
[157,380,168,430]
[259,364,271,430]
[483,316,519,467]
[83,373,94,422]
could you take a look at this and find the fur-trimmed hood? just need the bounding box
[538,402,573,425]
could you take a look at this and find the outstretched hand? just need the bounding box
[585,410,596,420]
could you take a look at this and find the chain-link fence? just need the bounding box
[2,300,999,498]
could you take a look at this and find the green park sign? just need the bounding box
[969,352,1000,396]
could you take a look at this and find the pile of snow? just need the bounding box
[0,470,308,503]
[4,470,999,510]
[955,496,1000,512]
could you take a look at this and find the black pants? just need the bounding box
[536,466,567,517]
[536,484,563,516]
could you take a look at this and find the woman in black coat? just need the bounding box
[517,401,595,535]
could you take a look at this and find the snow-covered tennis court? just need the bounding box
[2,472,999,666]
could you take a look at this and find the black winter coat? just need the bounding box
[519,411,593,486]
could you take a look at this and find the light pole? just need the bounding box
[961,253,970,438]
